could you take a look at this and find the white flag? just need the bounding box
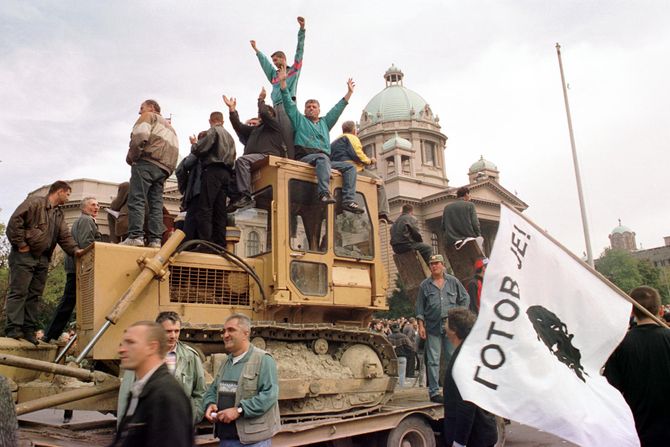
[453,204,639,447]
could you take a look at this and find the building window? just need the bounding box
[236,187,272,256]
[431,233,439,254]
[386,157,396,175]
[401,155,411,175]
[246,231,260,257]
[422,140,437,167]
[364,144,375,160]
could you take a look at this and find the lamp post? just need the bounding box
[556,43,594,267]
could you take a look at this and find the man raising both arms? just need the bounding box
[251,16,305,159]
[278,66,362,213]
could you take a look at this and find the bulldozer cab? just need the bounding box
[75,156,389,362]
[228,156,388,321]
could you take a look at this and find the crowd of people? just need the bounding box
[3,14,669,447]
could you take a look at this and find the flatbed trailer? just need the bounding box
[196,387,443,447]
[19,387,505,446]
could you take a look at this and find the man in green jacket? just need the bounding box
[117,311,206,424]
[441,186,482,248]
[204,314,280,447]
[251,16,305,159]
[278,66,363,214]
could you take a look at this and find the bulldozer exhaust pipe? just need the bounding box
[75,230,185,364]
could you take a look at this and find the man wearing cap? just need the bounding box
[415,254,469,403]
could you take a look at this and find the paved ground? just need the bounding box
[505,421,577,447]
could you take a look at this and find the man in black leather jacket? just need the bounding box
[190,111,236,246]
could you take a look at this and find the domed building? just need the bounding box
[609,220,637,251]
[468,156,500,183]
[359,64,448,199]
[357,65,527,289]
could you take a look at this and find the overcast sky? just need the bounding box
[1,0,669,257]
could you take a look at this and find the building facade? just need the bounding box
[358,65,527,289]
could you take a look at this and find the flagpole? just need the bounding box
[502,203,669,328]
[555,43,594,268]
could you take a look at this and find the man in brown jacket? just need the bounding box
[122,99,179,248]
[5,181,81,344]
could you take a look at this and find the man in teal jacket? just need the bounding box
[204,314,280,447]
[278,66,363,214]
[251,16,305,159]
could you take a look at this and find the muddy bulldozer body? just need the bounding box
[1,156,397,421]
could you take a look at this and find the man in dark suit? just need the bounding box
[112,321,193,447]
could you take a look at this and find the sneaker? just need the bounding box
[148,240,161,249]
[228,196,256,212]
[120,237,144,247]
[429,394,444,404]
[342,201,364,214]
[319,193,336,204]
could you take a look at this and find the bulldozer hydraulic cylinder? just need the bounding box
[0,353,108,382]
[54,332,77,364]
[106,229,185,324]
[15,380,119,416]
[75,230,185,364]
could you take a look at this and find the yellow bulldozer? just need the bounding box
[0,156,398,423]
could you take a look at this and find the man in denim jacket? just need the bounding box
[415,254,469,403]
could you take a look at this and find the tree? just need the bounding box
[596,249,669,304]
[375,275,415,319]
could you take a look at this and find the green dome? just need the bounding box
[469,156,498,174]
[362,65,428,124]
[611,222,633,235]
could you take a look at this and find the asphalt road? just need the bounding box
[505,421,577,447]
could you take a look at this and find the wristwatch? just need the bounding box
[237,406,244,415]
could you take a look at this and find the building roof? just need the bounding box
[469,155,498,174]
[611,219,633,235]
[611,225,633,235]
[382,133,412,151]
[363,65,429,124]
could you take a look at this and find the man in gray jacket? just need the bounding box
[190,111,236,247]
[45,197,101,342]
[123,99,179,248]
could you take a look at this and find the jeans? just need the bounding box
[45,272,76,341]
[397,356,407,387]
[275,103,294,159]
[127,160,168,241]
[220,439,271,447]
[425,332,454,397]
[235,153,267,196]
[358,170,390,216]
[5,250,49,336]
[300,153,331,197]
[198,164,230,247]
[330,160,357,203]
